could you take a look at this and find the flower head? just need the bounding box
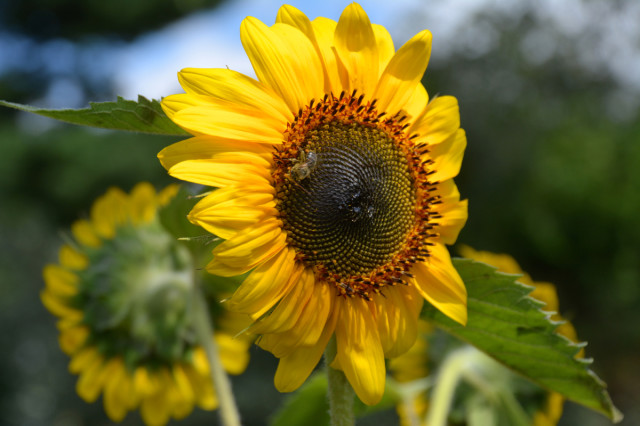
[159,3,467,404]
[41,183,251,425]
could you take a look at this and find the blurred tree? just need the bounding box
[2,0,225,40]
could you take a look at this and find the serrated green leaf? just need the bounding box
[0,96,189,136]
[422,258,622,422]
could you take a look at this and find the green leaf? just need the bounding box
[422,258,622,423]
[0,96,189,136]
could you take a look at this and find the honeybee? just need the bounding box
[290,150,317,182]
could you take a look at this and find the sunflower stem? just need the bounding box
[191,277,241,426]
[325,337,355,426]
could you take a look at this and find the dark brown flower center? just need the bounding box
[278,120,415,275]
[272,92,439,299]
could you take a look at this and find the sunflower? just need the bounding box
[159,3,467,405]
[41,182,251,426]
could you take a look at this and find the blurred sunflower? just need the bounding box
[390,248,581,425]
[41,182,251,426]
[159,3,467,404]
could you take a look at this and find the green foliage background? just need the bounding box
[1,1,638,425]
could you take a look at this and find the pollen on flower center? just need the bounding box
[272,92,440,299]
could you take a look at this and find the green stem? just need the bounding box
[325,337,355,426]
[191,281,241,426]
[426,346,468,426]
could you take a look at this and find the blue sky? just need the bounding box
[112,0,440,100]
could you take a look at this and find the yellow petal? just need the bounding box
[171,103,285,144]
[169,366,196,420]
[207,219,288,276]
[311,17,345,93]
[428,128,466,182]
[168,157,271,188]
[241,16,323,113]
[43,265,78,297]
[273,301,339,392]
[119,369,141,410]
[158,135,273,171]
[374,29,432,117]
[183,363,217,410]
[58,244,88,270]
[59,325,89,355]
[141,390,170,426]
[412,244,467,325]
[334,297,385,405]
[334,3,379,96]
[248,264,309,334]
[76,356,114,403]
[178,67,292,122]
[134,366,159,396]
[188,184,276,240]
[529,282,560,312]
[438,199,468,245]
[277,5,346,95]
[69,346,100,374]
[433,179,468,245]
[40,289,80,319]
[71,219,101,248]
[103,360,128,422]
[128,181,157,225]
[276,5,313,40]
[411,95,460,144]
[257,280,327,358]
[404,83,429,121]
[172,365,195,403]
[161,93,211,120]
[90,187,128,240]
[226,246,296,314]
[157,184,180,207]
[373,285,423,358]
[273,277,333,348]
[372,24,395,75]
[216,333,251,375]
